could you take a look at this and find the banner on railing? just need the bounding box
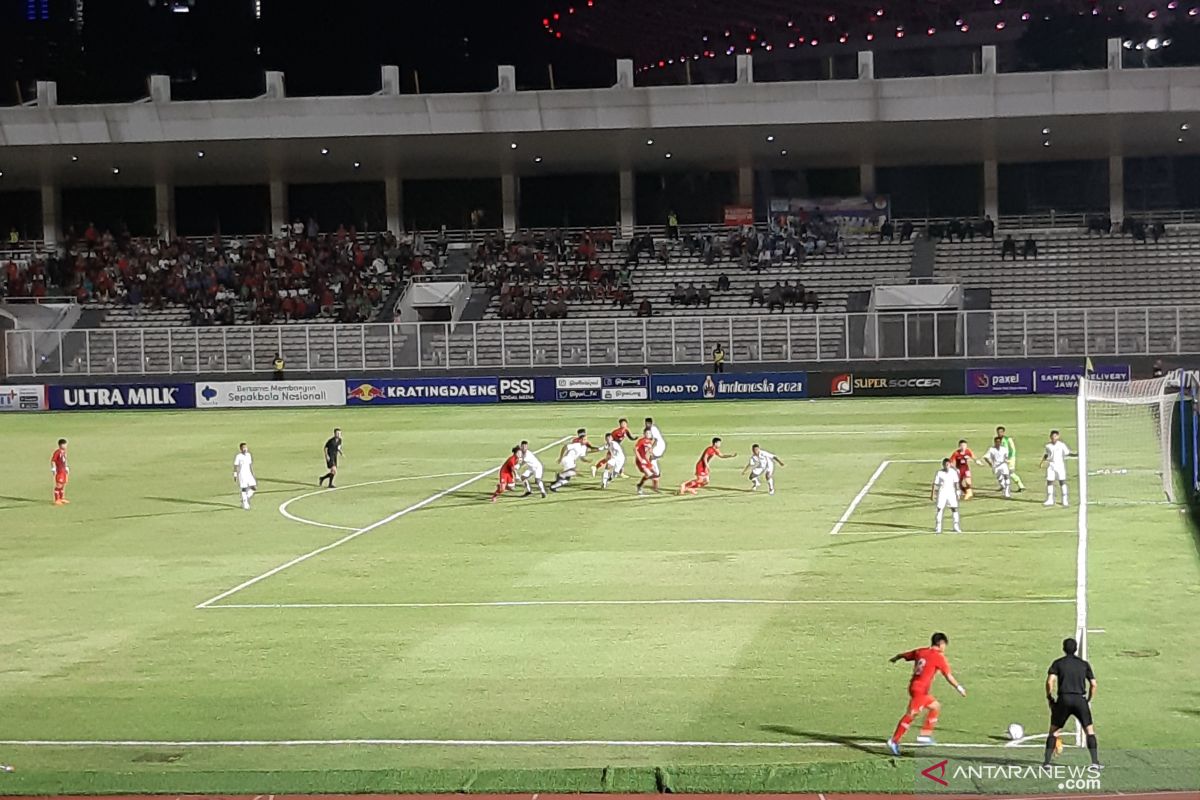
[966,367,1036,396]
[602,375,649,401]
[1034,364,1131,395]
[723,205,755,227]
[768,195,890,235]
[651,372,808,401]
[498,378,559,403]
[48,383,196,410]
[346,377,499,405]
[0,384,48,411]
[195,380,347,409]
[816,369,963,398]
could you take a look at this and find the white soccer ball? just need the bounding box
[1007,723,1025,741]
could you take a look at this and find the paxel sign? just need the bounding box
[49,383,196,410]
[966,367,1035,396]
[652,372,807,401]
[346,377,498,405]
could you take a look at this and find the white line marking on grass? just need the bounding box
[278,471,483,532]
[1087,628,1106,634]
[0,738,1043,749]
[196,438,570,609]
[202,597,1073,610]
[670,430,952,437]
[829,459,891,534]
[834,529,1077,536]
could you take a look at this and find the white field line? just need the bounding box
[204,597,1073,610]
[669,430,956,437]
[835,529,1077,536]
[196,437,570,609]
[0,737,1043,749]
[829,459,891,535]
[278,471,484,532]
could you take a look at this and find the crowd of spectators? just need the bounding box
[0,222,439,325]
[1087,215,1167,243]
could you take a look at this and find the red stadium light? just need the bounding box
[866,32,875,40]
[552,12,560,20]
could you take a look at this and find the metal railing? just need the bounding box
[5,305,1195,377]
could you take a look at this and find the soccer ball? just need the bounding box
[1007,723,1025,741]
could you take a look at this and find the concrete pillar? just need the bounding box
[616,59,634,89]
[35,80,57,107]
[619,169,635,237]
[385,175,403,235]
[269,179,288,235]
[264,70,286,99]
[154,181,176,241]
[497,65,516,93]
[736,54,754,85]
[983,159,999,221]
[40,183,61,250]
[859,162,877,195]
[502,173,519,233]
[1109,155,1125,222]
[737,165,754,208]
[857,51,874,80]
[380,65,400,95]
[1107,37,1124,71]
[149,74,171,103]
[981,45,998,75]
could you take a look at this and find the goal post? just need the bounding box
[1073,369,1181,745]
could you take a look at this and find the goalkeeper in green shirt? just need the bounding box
[996,426,1025,492]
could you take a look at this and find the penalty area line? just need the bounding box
[196,437,570,609]
[201,597,1074,610]
[829,459,890,535]
[0,737,1044,749]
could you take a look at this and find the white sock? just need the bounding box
[240,489,251,508]
[1047,484,1055,502]
[767,477,775,493]
[935,508,943,531]
[1061,484,1069,504]
[952,509,961,529]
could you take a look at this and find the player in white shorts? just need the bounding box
[233,442,257,510]
[1040,429,1071,507]
[979,435,1013,499]
[518,440,547,498]
[931,458,962,534]
[741,443,785,495]
[599,431,626,488]
[549,428,597,492]
[644,416,667,459]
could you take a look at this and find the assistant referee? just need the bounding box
[1044,637,1100,767]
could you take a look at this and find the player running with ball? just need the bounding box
[886,632,967,755]
[679,437,736,495]
[598,431,626,488]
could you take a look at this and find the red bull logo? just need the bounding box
[347,383,385,402]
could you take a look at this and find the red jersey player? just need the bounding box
[949,439,975,500]
[490,446,522,503]
[634,427,660,496]
[679,437,737,495]
[886,632,967,755]
[50,438,69,505]
[592,418,631,477]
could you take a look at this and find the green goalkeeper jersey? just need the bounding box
[1001,435,1017,458]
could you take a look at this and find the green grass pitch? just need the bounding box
[1,397,1197,794]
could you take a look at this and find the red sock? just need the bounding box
[892,712,915,743]
[919,708,940,736]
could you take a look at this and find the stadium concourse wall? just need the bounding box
[0,364,1135,412]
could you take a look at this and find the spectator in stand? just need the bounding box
[767,281,785,313]
[782,281,799,308]
[684,283,700,307]
[636,298,652,317]
[879,220,895,243]
[1001,234,1018,261]
[900,220,915,241]
[8,227,18,245]
[802,289,821,312]
[712,343,726,373]
[749,281,765,307]
[666,210,679,240]
[947,219,964,242]
[1152,220,1166,242]
[982,215,995,239]
[697,284,712,308]
[717,273,730,292]
[670,283,686,306]
[1087,214,1111,236]
[1022,234,1038,260]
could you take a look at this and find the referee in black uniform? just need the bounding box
[319,428,343,488]
[1044,637,1100,767]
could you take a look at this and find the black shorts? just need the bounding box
[1051,694,1093,729]
[325,454,338,469]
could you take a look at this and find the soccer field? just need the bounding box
[1,397,1197,794]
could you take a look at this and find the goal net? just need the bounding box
[1077,371,1180,508]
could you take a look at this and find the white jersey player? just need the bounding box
[644,416,667,459]
[741,443,785,495]
[599,432,626,488]
[980,435,1012,499]
[518,440,547,498]
[931,458,962,534]
[549,428,597,492]
[1039,429,1071,507]
[233,442,257,510]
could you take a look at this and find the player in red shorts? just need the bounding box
[886,632,967,755]
[679,437,737,495]
[634,427,661,496]
[950,439,975,500]
[50,438,70,505]
[490,446,522,503]
[592,418,631,477]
